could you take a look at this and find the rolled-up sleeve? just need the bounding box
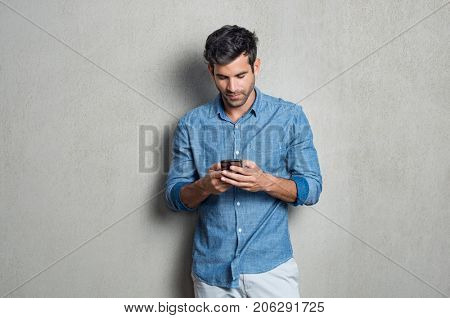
[287,106,322,206]
[164,118,198,212]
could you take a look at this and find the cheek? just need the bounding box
[216,83,229,94]
[243,77,254,90]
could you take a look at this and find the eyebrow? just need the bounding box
[215,71,248,78]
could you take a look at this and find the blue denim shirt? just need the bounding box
[165,86,322,288]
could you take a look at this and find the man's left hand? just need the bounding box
[220,160,274,192]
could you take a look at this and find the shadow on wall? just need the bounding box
[150,48,217,297]
[173,48,217,108]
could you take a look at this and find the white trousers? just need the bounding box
[191,257,300,298]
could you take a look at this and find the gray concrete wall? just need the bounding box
[1,0,448,297]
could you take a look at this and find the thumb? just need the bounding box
[243,160,257,169]
[209,170,222,179]
[209,161,222,171]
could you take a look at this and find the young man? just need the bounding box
[165,25,322,298]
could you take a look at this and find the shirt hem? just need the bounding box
[191,254,294,289]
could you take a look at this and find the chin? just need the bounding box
[232,96,249,105]
[229,101,245,107]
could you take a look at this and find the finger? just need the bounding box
[213,175,233,186]
[217,183,232,191]
[228,165,253,176]
[222,170,253,182]
[210,170,223,179]
[220,176,253,188]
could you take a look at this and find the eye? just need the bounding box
[237,75,245,79]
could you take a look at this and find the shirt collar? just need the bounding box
[208,86,262,119]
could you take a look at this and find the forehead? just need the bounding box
[213,53,251,74]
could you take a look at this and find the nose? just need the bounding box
[226,78,237,93]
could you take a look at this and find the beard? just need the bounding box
[218,78,255,108]
[225,92,249,107]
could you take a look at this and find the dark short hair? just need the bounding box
[204,25,258,72]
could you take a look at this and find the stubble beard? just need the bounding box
[221,80,255,109]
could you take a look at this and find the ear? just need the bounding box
[253,58,261,76]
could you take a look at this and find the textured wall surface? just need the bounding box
[1,0,449,297]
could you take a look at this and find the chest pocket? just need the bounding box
[244,139,287,176]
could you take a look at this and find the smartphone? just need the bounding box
[220,159,243,171]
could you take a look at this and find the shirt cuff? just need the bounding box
[290,176,309,206]
[170,181,197,212]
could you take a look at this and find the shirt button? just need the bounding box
[237,201,240,206]
[235,150,239,155]
[238,228,242,233]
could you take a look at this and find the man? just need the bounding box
[165,25,322,298]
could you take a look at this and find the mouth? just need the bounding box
[226,94,241,100]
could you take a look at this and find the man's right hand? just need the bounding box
[180,162,232,210]
[197,162,232,195]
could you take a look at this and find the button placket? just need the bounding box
[233,121,243,257]
[235,197,243,257]
[234,124,240,159]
